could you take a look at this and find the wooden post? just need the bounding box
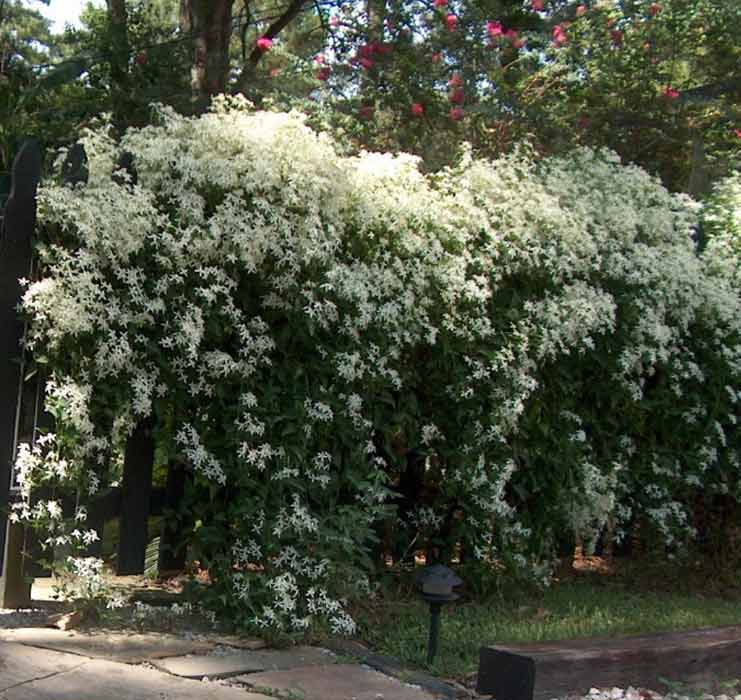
[61,143,88,187]
[0,140,41,607]
[117,418,155,575]
[0,521,33,608]
[158,464,189,575]
[110,146,157,576]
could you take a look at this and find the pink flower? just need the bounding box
[330,15,340,27]
[449,88,465,104]
[431,52,443,63]
[649,3,662,16]
[269,67,282,77]
[576,4,588,16]
[611,29,624,45]
[315,54,326,64]
[532,0,545,9]
[448,72,464,88]
[256,37,273,51]
[411,102,425,117]
[450,107,465,121]
[359,105,375,120]
[734,129,741,139]
[446,14,458,31]
[135,51,148,66]
[487,20,504,38]
[552,24,568,45]
[504,28,519,41]
[316,66,331,81]
[663,86,680,99]
[435,0,448,6]
[359,57,374,70]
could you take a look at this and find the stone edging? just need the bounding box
[323,638,468,699]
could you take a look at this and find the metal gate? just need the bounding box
[0,139,42,607]
[0,141,191,609]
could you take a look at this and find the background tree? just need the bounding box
[0,0,56,178]
[67,0,190,122]
[106,0,130,127]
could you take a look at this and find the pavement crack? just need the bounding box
[0,660,89,695]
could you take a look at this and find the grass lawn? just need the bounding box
[351,557,741,680]
[93,526,741,685]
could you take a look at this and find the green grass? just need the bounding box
[352,573,741,680]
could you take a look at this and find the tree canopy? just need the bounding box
[2,0,738,191]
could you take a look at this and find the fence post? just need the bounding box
[0,139,41,607]
[158,463,190,575]
[113,149,157,576]
[117,417,155,575]
[62,143,88,187]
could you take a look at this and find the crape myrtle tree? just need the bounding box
[57,0,323,121]
[514,0,741,194]
[299,0,740,189]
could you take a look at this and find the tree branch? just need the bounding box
[239,3,252,61]
[233,0,310,94]
[678,76,741,104]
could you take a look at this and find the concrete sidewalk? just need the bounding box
[0,627,450,700]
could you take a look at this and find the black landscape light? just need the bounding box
[415,563,462,665]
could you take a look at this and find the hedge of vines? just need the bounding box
[15,97,740,633]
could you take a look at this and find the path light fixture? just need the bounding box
[415,563,462,665]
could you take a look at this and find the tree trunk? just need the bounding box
[106,0,129,129]
[180,0,235,111]
[686,132,710,198]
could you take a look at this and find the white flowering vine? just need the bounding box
[15,97,740,631]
